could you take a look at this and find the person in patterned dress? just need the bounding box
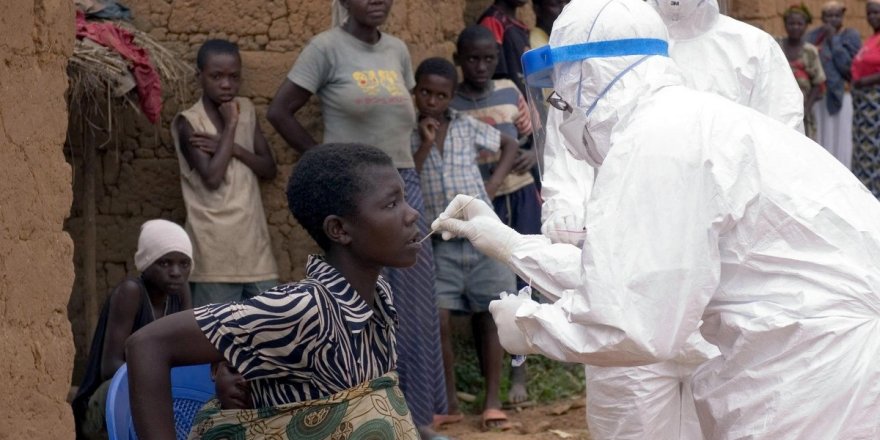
[852,0,880,198]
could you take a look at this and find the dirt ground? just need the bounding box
[436,396,593,440]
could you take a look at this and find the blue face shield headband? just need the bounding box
[522,38,670,89]
[521,38,669,169]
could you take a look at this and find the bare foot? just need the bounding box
[508,365,529,405]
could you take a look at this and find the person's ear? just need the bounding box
[210,363,219,380]
[324,215,353,246]
[453,51,461,66]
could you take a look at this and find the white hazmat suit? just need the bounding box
[433,1,880,439]
[540,1,805,438]
[543,0,804,243]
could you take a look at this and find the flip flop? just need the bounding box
[481,408,513,431]
[433,413,463,429]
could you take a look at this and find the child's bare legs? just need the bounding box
[509,364,528,404]
[473,311,505,426]
[439,308,460,416]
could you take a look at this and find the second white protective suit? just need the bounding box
[434,0,880,438]
[536,1,806,438]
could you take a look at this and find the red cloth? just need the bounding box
[478,4,529,45]
[852,33,880,82]
[75,10,162,123]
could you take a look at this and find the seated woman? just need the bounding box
[72,219,193,439]
[852,0,880,199]
[126,144,424,440]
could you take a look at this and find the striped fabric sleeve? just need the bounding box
[193,283,330,382]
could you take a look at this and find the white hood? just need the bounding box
[650,0,720,40]
[548,0,682,164]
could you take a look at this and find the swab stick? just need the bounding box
[418,194,480,243]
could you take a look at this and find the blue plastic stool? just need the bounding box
[106,363,214,440]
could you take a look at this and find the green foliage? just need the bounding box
[450,320,585,413]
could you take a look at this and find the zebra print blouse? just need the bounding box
[194,255,399,408]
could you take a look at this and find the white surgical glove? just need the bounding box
[431,194,523,262]
[489,290,538,355]
[541,211,586,246]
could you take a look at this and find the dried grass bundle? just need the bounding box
[67,21,193,131]
[117,21,193,102]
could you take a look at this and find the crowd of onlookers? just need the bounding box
[779,1,880,199]
[69,1,880,439]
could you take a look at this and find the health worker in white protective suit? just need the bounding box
[541,0,805,252]
[431,0,880,439]
[538,1,805,439]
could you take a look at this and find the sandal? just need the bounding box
[432,413,463,429]
[481,408,513,431]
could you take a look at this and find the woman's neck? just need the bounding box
[142,279,169,316]
[343,20,381,44]
[324,251,380,308]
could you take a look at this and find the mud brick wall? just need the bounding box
[1,0,76,437]
[731,0,874,36]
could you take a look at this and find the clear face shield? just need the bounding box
[521,39,670,170]
[521,48,559,179]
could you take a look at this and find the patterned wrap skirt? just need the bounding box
[852,85,880,198]
[187,372,417,440]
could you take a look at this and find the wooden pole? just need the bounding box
[82,116,98,339]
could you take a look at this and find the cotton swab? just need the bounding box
[418,194,481,243]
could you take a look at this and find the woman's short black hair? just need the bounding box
[196,39,240,70]
[287,143,394,250]
[415,57,459,87]
[456,25,498,53]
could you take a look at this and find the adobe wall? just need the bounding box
[1,0,76,438]
[731,0,874,37]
